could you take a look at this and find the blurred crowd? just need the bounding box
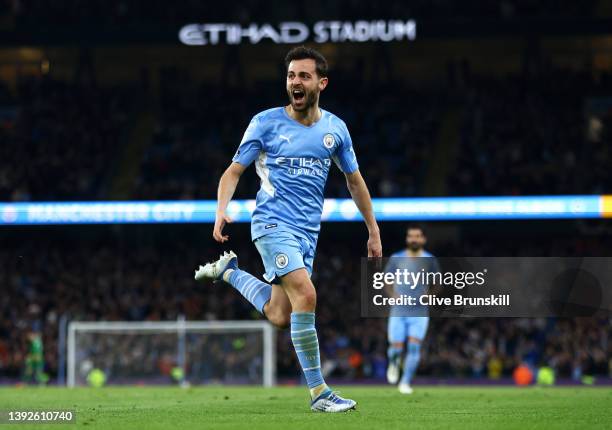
[132,61,612,200]
[0,77,133,201]
[1,227,610,384]
[2,62,611,203]
[448,69,612,196]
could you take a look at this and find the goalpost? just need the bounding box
[66,320,276,387]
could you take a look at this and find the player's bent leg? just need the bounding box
[281,269,356,412]
[262,284,291,328]
[194,251,272,316]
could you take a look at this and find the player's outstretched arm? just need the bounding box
[214,162,246,243]
[344,169,382,257]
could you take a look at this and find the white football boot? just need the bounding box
[194,251,238,282]
[398,382,413,394]
[311,391,357,413]
[386,359,401,385]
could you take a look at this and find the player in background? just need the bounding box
[23,330,45,385]
[385,225,438,394]
[195,46,382,412]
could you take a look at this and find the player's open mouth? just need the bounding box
[292,89,305,102]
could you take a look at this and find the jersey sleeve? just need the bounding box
[232,116,264,167]
[333,121,359,174]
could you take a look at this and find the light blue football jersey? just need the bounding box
[385,250,439,316]
[233,107,359,242]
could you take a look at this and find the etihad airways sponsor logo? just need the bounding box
[275,156,331,177]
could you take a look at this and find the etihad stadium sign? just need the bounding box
[179,20,416,45]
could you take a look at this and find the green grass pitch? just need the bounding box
[2,386,611,429]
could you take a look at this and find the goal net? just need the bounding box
[67,320,276,387]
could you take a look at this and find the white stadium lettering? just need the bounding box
[179,20,417,45]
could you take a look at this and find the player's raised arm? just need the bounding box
[214,162,246,243]
[344,169,382,257]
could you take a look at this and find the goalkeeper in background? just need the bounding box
[23,330,45,385]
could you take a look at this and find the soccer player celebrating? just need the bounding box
[195,46,382,412]
[385,225,438,394]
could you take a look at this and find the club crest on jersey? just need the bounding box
[323,133,335,149]
[275,253,289,269]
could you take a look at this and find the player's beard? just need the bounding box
[288,88,318,112]
[408,242,422,252]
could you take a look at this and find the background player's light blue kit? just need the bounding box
[233,107,358,282]
[386,249,439,342]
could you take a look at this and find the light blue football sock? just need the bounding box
[387,345,402,365]
[227,269,272,315]
[401,342,421,384]
[290,312,330,399]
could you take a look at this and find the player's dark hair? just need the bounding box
[406,224,425,235]
[285,46,328,78]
